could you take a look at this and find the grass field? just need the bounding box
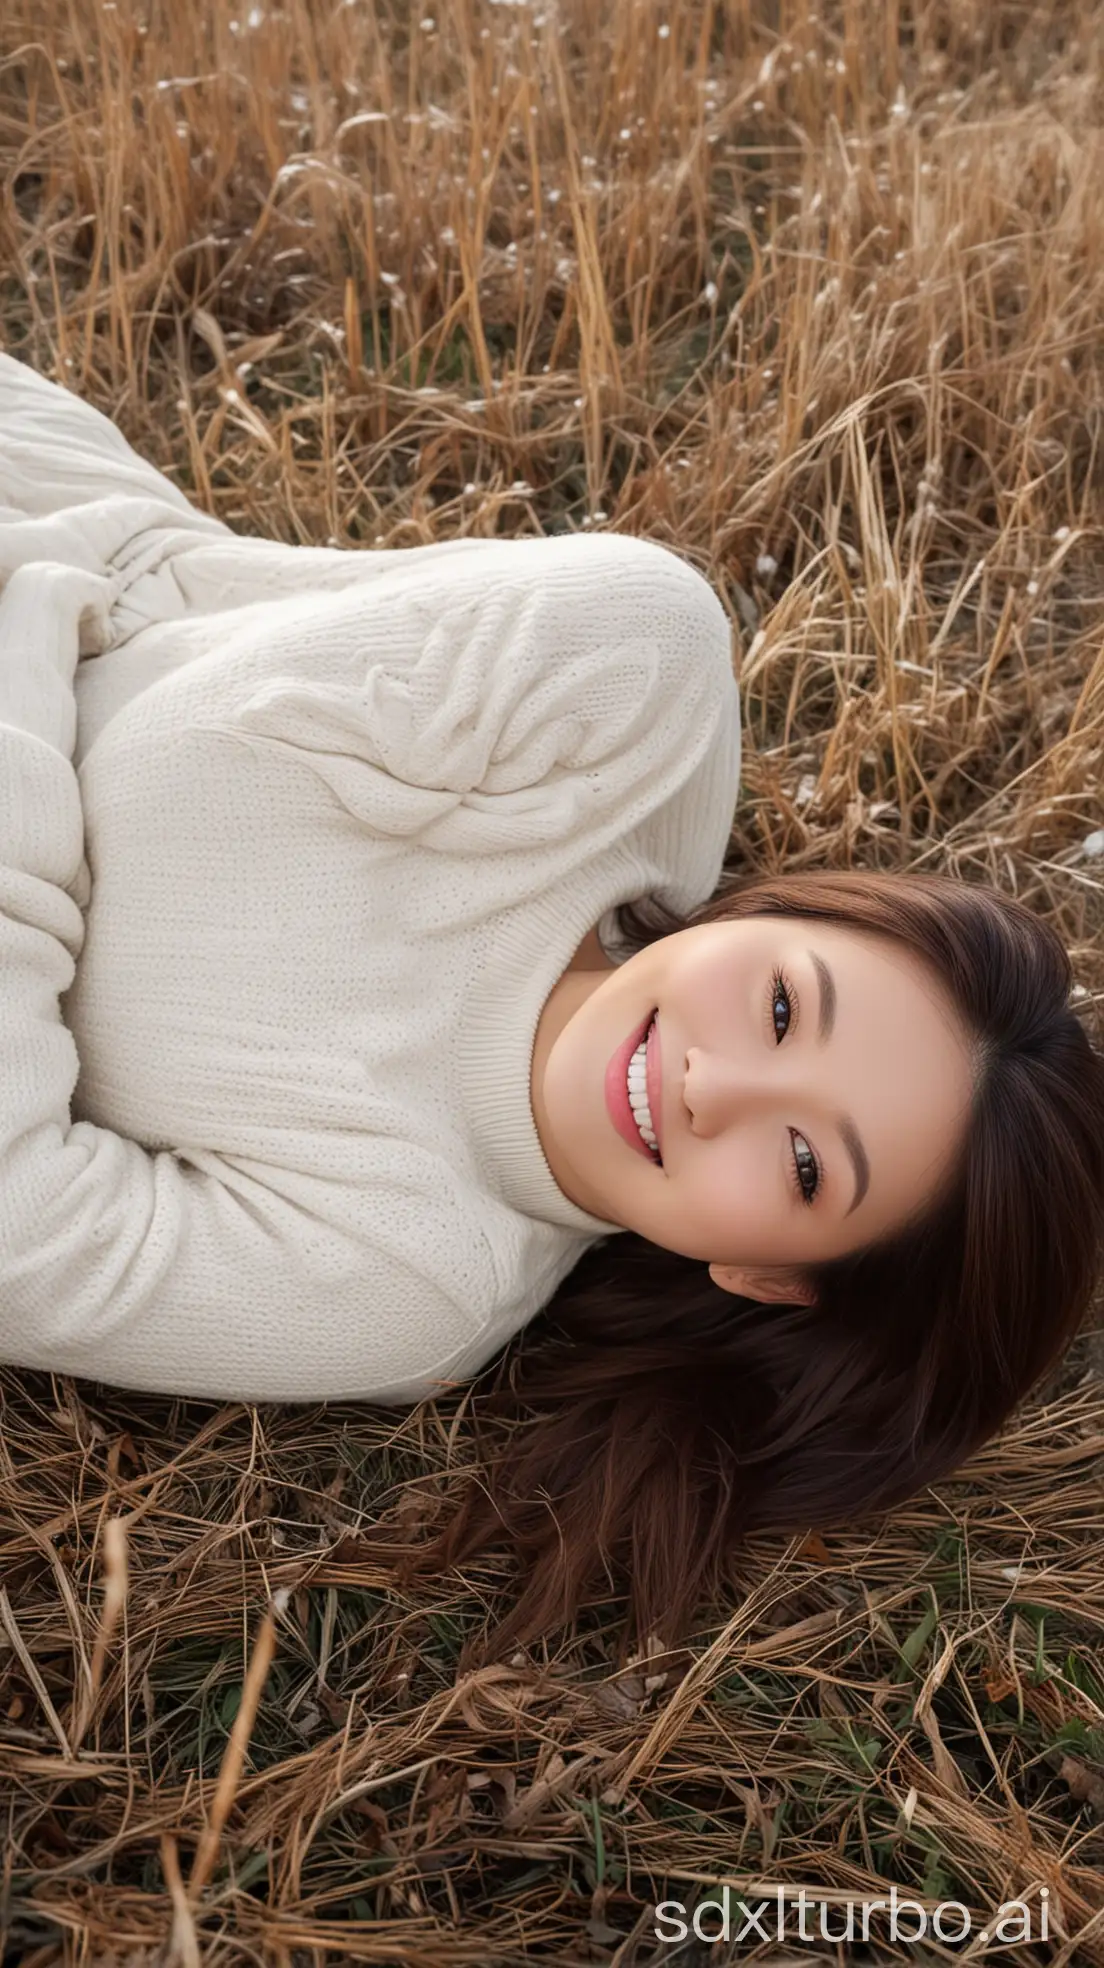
[2,0,1104,1961]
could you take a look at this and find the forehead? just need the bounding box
[699,912,949,998]
[779,916,959,1025]
[692,912,973,1091]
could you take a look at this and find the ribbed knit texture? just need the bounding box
[0,351,741,1402]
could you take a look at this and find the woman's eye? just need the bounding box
[791,1132,820,1205]
[770,969,794,1044]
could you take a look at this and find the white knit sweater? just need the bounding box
[0,351,741,1403]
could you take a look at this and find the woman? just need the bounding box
[2,350,1103,1652]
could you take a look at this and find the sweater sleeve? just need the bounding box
[202,531,738,857]
[0,561,497,1402]
[0,352,477,639]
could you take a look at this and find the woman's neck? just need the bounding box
[529,923,617,1201]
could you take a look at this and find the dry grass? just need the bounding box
[2,0,1104,1960]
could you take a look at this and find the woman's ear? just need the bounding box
[708,1263,817,1307]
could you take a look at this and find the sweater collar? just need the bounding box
[459,879,641,1237]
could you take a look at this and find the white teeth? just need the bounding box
[626,1027,659,1153]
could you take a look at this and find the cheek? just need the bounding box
[681,1134,773,1227]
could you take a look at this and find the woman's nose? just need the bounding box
[684,1044,781,1130]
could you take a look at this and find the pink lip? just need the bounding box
[604,1008,663,1163]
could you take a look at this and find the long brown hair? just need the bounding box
[399,870,1104,1656]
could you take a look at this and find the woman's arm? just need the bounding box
[0,493,503,661]
[0,353,489,644]
[0,559,495,1401]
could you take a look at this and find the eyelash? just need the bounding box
[766,966,824,1207]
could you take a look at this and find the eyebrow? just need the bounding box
[809,948,837,1041]
[808,948,870,1216]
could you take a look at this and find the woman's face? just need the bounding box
[530,916,976,1297]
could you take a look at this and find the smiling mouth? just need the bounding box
[627,1010,662,1162]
